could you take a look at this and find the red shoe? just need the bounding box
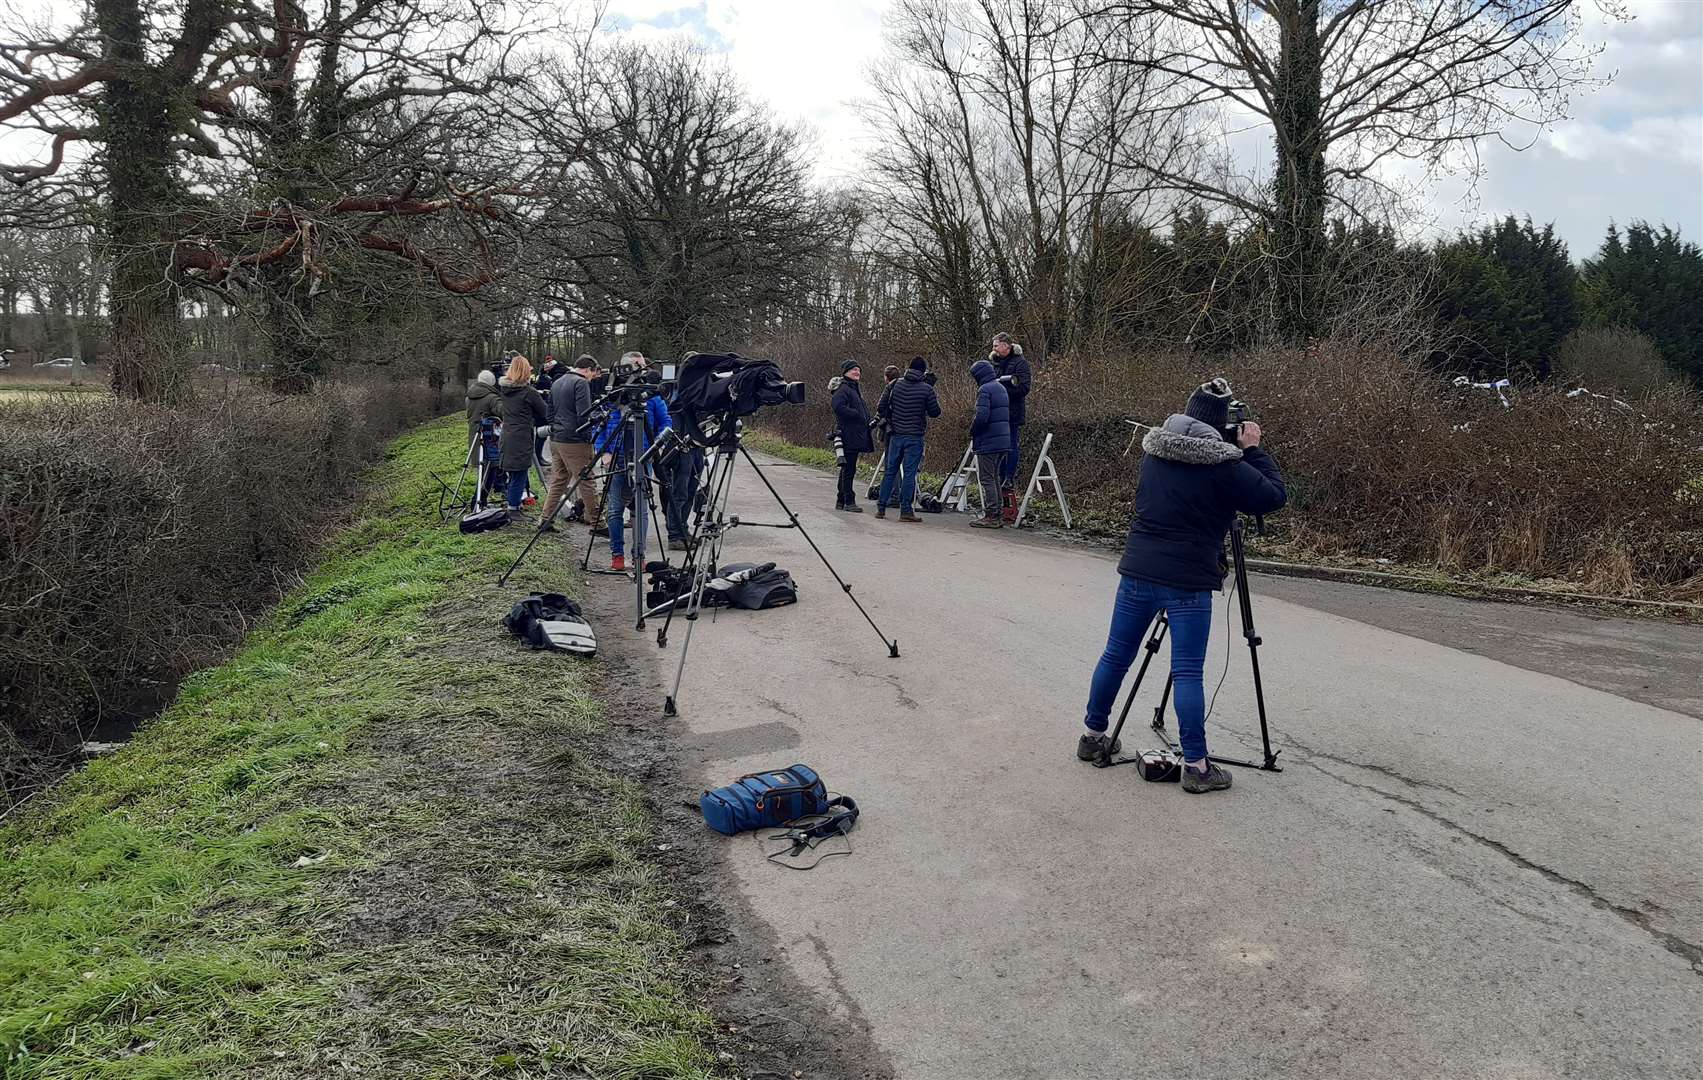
[610,555,627,572]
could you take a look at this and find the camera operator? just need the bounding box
[496,355,550,521]
[831,360,872,512]
[1077,378,1286,794]
[663,390,703,550]
[988,332,1031,522]
[539,355,600,533]
[967,359,1010,528]
[594,351,672,572]
[537,354,561,394]
[465,368,499,448]
[875,357,941,522]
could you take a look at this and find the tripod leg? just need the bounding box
[1095,614,1169,766]
[656,446,735,650]
[737,442,900,658]
[1231,519,1281,771]
[663,448,737,714]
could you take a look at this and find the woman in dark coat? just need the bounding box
[831,360,874,511]
[496,355,549,516]
[1076,378,1286,794]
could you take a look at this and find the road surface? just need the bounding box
[591,452,1703,1080]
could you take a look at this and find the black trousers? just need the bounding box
[837,451,861,506]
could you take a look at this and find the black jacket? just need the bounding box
[496,379,549,471]
[969,360,1011,454]
[879,369,941,438]
[992,346,1033,424]
[1117,415,1286,591]
[548,371,594,443]
[832,378,874,453]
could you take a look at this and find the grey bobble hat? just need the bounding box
[1185,377,1233,429]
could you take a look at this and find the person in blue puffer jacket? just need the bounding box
[1077,378,1286,794]
[967,359,1010,528]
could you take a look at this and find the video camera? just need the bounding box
[1221,398,1252,444]
[672,352,805,448]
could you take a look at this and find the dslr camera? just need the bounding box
[1221,398,1252,444]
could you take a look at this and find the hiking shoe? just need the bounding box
[971,515,1002,529]
[1077,733,1121,761]
[843,504,864,513]
[1182,761,1233,794]
[610,555,627,572]
[899,513,922,523]
[669,537,688,551]
[875,507,887,519]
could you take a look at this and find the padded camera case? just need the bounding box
[700,764,828,835]
[459,508,510,533]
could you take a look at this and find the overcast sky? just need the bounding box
[605,0,1703,262]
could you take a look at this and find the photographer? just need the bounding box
[537,354,561,394]
[539,355,600,533]
[1078,378,1285,794]
[594,351,672,572]
[875,357,941,522]
[496,355,550,520]
[989,332,1031,521]
[831,360,872,512]
[967,359,1010,528]
[465,368,499,447]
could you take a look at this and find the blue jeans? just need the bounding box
[504,469,529,510]
[606,469,648,558]
[999,421,1023,485]
[1084,576,1213,761]
[878,435,925,513]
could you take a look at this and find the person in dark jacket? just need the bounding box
[540,355,599,531]
[967,359,1011,528]
[536,355,561,393]
[496,355,550,519]
[989,332,1032,520]
[465,368,500,447]
[1078,378,1286,794]
[875,357,941,521]
[831,360,873,512]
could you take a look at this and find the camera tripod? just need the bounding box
[436,423,501,521]
[655,421,899,717]
[1092,516,1281,774]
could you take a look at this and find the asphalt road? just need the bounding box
[593,453,1703,1080]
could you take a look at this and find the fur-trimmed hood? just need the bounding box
[828,375,844,391]
[1142,413,1242,465]
[989,344,1023,362]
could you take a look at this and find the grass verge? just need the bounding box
[1,417,721,1079]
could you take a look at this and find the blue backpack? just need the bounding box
[700,765,828,835]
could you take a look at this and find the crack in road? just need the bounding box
[823,656,919,710]
[1306,758,1703,978]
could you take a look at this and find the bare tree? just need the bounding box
[1082,0,1619,342]
[528,41,828,356]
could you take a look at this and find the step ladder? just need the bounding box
[1015,432,1070,528]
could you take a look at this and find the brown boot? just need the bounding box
[898,512,923,523]
[971,515,1003,529]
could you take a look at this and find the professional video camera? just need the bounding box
[671,352,804,447]
[1221,398,1252,444]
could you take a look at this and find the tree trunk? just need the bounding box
[1270,0,1327,345]
[97,0,189,403]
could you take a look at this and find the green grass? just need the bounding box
[0,417,721,1079]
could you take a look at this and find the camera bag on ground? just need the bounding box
[502,592,596,656]
[710,562,797,610]
[700,764,829,835]
[917,493,944,514]
[459,507,510,534]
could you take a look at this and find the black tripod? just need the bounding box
[656,421,899,716]
[1092,517,1280,773]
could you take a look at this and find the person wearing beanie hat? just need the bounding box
[988,332,1032,520]
[1075,375,1287,794]
[967,359,1011,528]
[831,361,873,511]
[1184,376,1233,431]
[876,357,941,520]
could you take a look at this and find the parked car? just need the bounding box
[34,357,77,368]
